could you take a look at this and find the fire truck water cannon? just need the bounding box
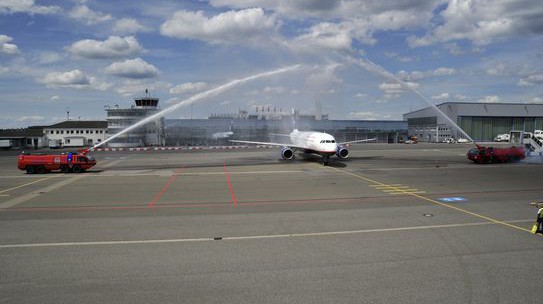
[17,151,97,174]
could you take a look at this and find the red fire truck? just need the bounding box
[467,145,525,164]
[17,149,96,174]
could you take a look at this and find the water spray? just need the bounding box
[349,56,476,145]
[92,64,302,150]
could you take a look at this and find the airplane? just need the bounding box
[230,129,376,165]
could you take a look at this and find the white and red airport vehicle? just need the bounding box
[17,149,96,174]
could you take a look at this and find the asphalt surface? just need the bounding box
[1,143,543,304]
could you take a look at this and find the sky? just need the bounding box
[1,0,543,127]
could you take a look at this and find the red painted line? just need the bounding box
[147,167,184,208]
[223,162,237,206]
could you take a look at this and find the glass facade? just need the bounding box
[165,117,407,146]
[458,116,541,141]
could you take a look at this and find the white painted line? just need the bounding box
[0,159,126,210]
[0,220,532,249]
[181,170,307,176]
[92,170,308,177]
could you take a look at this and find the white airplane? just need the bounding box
[230,129,375,165]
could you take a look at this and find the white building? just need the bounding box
[43,121,108,147]
[105,93,165,148]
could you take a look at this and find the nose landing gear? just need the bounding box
[322,156,329,166]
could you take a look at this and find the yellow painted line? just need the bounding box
[327,166,529,233]
[382,190,424,194]
[376,186,411,190]
[0,194,10,197]
[0,176,59,194]
[370,184,404,187]
[389,191,427,195]
[381,189,412,193]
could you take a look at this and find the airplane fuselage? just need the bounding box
[289,130,338,156]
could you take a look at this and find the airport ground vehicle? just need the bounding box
[48,139,62,149]
[17,149,96,174]
[0,139,11,149]
[494,133,510,142]
[467,145,525,164]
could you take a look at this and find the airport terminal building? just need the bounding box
[166,110,408,146]
[403,102,543,142]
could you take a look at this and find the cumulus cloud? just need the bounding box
[379,82,420,99]
[292,21,357,52]
[210,0,437,21]
[113,18,151,34]
[69,5,112,25]
[115,79,171,96]
[39,69,110,90]
[305,64,343,94]
[478,95,500,103]
[41,69,91,86]
[397,67,457,81]
[210,0,346,18]
[0,0,61,15]
[486,63,507,76]
[209,1,435,51]
[160,8,280,45]
[66,36,144,59]
[105,58,160,79]
[408,0,543,48]
[169,82,209,94]
[0,34,19,55]
[432,93,450,100]
[18,115,45,123]
[518,74,543,86]
[385,51,415,62]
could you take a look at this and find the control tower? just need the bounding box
[105,90,165,148]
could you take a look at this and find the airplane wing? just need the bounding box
[339,138,377,145]
[229,140,306,150]
[268,133,290,137]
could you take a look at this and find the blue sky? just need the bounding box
[1,0,543,127]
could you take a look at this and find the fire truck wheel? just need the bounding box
[72,165,82,173]
[36,166,46,174]
[25,166,35,174]
[60,165,69,173]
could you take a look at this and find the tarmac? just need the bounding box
[1,143,543,304]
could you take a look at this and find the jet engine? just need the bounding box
[336,146,349,159]
[281,147,294,160]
